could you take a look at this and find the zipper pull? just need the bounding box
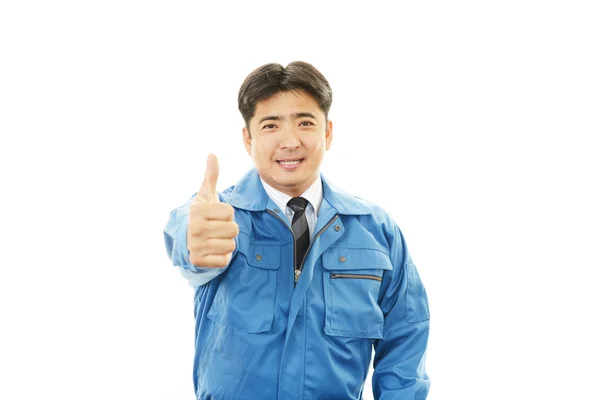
[294,269,301,283]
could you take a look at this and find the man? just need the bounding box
[163,61,430,399]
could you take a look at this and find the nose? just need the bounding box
[279,128,301,150]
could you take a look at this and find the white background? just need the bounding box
[1,1,599,399]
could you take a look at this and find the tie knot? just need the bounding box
[287,197,309,212]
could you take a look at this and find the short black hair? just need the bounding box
[238,61,333,135]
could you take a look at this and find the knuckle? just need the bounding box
[227,240,236,253]
[187,221,199,235]
[224,222,237,237]
[188,238,206,252]
[189,254,203,267]
[218,255,229,267]
[196,223,208,236]
[207,204,224,218]
[188,222,205,237]
[205,256,226,268]
[218,203,235,218]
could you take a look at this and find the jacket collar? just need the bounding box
[228,168,371,216]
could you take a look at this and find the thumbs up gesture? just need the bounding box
[187,154,239,268]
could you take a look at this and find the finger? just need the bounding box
[197,153,220,203]
[203,238,236,254]
[190,254,231,268]
[202,203,235,221]
[201,221,239,239]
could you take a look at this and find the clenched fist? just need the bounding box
[187,154,239,268]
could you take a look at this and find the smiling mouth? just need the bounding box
[277,159,303,165]
[276,158,305,169]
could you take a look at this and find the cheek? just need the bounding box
[309,138,326,153]
[252,141,274,163]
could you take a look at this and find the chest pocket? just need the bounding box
[322,248,393,339]
[207,242,281,333]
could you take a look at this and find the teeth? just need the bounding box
[280,160,301,165]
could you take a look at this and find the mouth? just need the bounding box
[276,157,304,170]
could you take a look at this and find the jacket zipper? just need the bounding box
[266,210,338,286]
[298,215,338,282]
[330,273,382,282]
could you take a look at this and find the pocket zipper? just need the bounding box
[330,273,382,282]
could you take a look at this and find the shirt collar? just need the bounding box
[226,168,370,216]
[260,176,323,216]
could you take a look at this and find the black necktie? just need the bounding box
[287,197,310,282]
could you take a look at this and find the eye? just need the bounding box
[262,124,277,130]
[299,121,315,127]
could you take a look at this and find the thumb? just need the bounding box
[197,153,220,203]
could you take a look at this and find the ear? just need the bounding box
[325,120,333,151]
[242,127,252,156]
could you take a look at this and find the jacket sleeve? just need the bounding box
[163,193,237,288]
[372,224,431,400]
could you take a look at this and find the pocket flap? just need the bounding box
[245,244,281,270]
[322,248,392,271]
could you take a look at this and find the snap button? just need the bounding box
[339,256,346,263]
[274,208,280,213]
[334,225,341,232]
[255,254,262,261]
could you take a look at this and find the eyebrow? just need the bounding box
[258,112,317,125]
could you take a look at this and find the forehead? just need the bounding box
[253,90,323,120]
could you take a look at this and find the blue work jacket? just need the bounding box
[163,169,430,400]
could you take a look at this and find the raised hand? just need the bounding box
[187,154,239,268]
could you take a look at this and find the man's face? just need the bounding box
[243,90,333,198]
